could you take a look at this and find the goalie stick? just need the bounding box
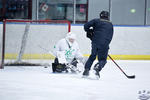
[37,45,53,55]
[108,55,135,79]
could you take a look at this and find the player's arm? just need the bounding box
[53,40,61,57]
[84,19,95,32]
[84,19,95,40]
[74,43,87,65]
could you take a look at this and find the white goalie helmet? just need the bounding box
[66,32,76,40]
[66,32,76,43]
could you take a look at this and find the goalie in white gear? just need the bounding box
[52,32,86,73]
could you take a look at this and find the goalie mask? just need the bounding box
[66,32,76,44]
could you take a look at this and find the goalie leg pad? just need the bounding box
[52,63,67,73]
[52,58,68,73]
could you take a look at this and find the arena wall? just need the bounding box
[0,23,150,60]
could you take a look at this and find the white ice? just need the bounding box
[0,60,150,100]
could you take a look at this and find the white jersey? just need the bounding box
[53,38,83,63]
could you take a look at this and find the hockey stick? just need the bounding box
[108,55,135,79]
[37,44,53,55]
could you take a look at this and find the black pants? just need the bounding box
[85,43,109,71]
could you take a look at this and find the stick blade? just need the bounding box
[127,75,135,79]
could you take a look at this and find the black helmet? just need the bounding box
[100,11,109,20]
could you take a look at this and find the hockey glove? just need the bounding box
[86,29,93,40]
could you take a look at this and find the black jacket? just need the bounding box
[84,18,113,48]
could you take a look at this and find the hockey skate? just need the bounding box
[93,63,100,78]
[82,69,89,77]
[94,69,100,78]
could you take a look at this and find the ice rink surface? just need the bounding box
[0,60,150,100]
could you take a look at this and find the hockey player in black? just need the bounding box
[83,11,114,78]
